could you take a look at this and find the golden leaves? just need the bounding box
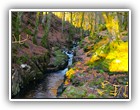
[66,68,75,79]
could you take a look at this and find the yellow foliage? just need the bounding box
[109,58,128,72]
[43,12,47,15]
[102,12,120,39]
[88,54,100,64]
[87,38,109,64]
[64,80,70,86]
[66,68,75,79]
[106,41,128,72]
[93,37,109,51]
[99,52,107,58]
[87,40,128,72]
[36,12,40,18]
[53,12,94,31]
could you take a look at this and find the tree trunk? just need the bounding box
[15,12,23,40]
[41,12,52,49]
[62,12,65,34]
[33,12,40,44]
[80,12,84,38]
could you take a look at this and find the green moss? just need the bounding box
[98,69,104,74]
[88,64,94,70]
[88,77,104,88]
[53,50,68,67]
[87,94,97,98]
[95,77,104,85]
[70,74,75,79]
[83,44,88,52]
[93,59,112,72]
[89,79,96,87]
[105,85,114,93]
[63,86,87,98]
[14,55,29,65]
[24,28,34,36]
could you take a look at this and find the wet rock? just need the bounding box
[12,62,43,97]
[12,68,22,96]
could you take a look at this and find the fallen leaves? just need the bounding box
[97,89,104,96]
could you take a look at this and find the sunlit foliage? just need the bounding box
[102,12,120,40]
[87,39,128,72]
[65,68,75,79]
[53,12,95,32]
[106,41,128,72]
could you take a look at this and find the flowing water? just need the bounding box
[21,50,74,99]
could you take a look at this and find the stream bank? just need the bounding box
[14,46,76,99]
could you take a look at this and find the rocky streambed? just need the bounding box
[12,47,75,99]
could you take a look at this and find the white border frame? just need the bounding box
[9,9,131,101]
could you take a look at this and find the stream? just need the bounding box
[21,48,74,99]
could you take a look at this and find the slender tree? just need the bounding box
[80,12,85,38]
[42,12,47,24]
[12,12,23,41]
[89,12,95,37]
[123,12,128,30]
[102,12,120,42]
[62,12,65,34]
[33,12,40,44]
[68,12,73,42]
[94,12,101,34]
[41,12,52,49]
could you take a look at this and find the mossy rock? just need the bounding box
[31,51,50,73]
[87,93,97,98]
[62,86,87,98]
[52,49,68,70]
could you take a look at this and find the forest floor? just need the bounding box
[60,32,129,99]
